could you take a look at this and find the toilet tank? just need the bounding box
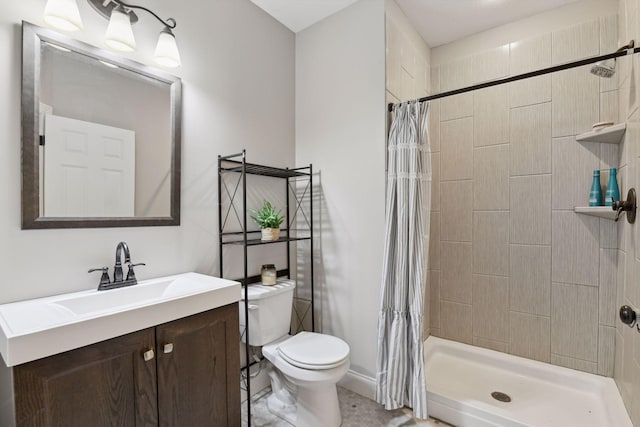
[239,280,295,346]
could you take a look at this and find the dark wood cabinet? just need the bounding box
[5,303,240,427]
[156,303,240,427]
[15,328,158,427]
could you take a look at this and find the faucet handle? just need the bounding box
[88,267,111,286]
[612,188,637,224]
[126,262,146,282]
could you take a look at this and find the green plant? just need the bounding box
[250,200,285,229]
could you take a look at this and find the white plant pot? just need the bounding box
[261,228,280,241]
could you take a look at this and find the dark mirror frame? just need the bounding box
[21,21,182,229]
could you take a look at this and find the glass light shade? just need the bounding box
[43,0,83,32]
[154,30,181,68]
[104,8,136,52]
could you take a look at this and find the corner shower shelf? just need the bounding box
[574,206,617,220]
[575,123,626,144]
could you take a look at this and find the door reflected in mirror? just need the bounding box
[42,114,137,217]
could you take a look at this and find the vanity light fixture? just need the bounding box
[43,0,84,32]
[42,0,181,68]
[153,23,181,68]
[104,4,136,52]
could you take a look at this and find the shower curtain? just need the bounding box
[376,101,431,419]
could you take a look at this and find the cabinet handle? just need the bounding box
[163,343,174,354]
[143,349,155,361]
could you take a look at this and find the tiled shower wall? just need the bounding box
[385,4,431,106]
[428,16,620,376]
[614,0,640,422]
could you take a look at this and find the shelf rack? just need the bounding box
[218,150,314,426]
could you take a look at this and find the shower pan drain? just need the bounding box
[491,391,512,403]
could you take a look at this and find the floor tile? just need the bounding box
[243,387,453,426]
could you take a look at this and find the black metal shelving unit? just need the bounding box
[217,150,314,426]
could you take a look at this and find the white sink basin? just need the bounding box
[0,273,240,367]
[53,281,173,315]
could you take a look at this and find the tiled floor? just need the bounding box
[242,386,453,426]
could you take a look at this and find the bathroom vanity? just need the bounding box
[0,273,241,426]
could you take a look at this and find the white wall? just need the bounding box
[295,0,386,396]
[0,0,294,303]
[432,0,618,65]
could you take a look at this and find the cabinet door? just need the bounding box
[156,303,240,427]
[14,328,158,427]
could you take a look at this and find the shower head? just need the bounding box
[590,40,635,78]
[591,59,616,78]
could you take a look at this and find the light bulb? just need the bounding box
[154,28,181,68]
[43,0,83,32]
[104,6,136,52]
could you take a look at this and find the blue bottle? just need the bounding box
[605,168,620,206]
[590,170,602,206]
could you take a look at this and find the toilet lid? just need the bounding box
[277,332,350,370]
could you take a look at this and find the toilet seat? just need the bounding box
[276,332,350,370]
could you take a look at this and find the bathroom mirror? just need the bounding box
[21,22,182,229]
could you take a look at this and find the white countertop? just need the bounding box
[0,272,240,367]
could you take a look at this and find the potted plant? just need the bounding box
[250,200,285,241]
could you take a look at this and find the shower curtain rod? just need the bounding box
[388,46,640,112]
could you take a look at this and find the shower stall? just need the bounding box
[424,336,630,426]
[385,0,639,424]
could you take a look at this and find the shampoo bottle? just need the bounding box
[605,168,620,207]
[590,170,602,206]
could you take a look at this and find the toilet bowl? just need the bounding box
[262,332,350,427]
[239,281,350,427]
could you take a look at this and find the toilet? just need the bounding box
[239,280,350,427]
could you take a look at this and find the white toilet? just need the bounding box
[240,280,350,427]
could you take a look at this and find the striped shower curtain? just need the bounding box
[376,101,431,419]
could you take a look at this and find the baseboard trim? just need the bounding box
[339,369,376,400]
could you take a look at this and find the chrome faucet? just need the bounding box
[89,242,145,291]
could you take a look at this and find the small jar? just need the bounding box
[261,264,277,285]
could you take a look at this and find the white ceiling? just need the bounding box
[250,0,583,45]
[396,0,581,47]
[250,0,358,33]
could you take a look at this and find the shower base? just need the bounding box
[424,336,631,427]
